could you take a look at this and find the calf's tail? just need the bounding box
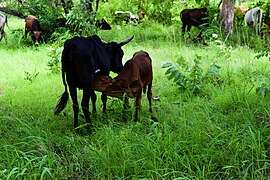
[54,70,69,116]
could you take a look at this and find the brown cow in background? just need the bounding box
[93,50,153,121]
[25,15,42,44]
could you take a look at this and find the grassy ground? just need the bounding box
[0,17,270,179]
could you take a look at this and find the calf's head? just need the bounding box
[32,31,42,44]
[93,76,125,98]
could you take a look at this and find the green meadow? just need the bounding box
[0,16,270,179]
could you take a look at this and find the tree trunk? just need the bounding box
[219,0,235,35]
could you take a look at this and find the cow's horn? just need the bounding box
[100,36,108,44]
[117,35,134,46]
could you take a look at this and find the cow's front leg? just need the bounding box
[101,93,107,113]
[90,91,97,113]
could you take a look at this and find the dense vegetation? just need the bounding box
[0,0,270,179]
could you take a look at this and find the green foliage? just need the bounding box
[24,70,40,84]
[47,44,62,74]
[2,6,270,180]
[162,55,221,94]
[256,74,270,97]
[66,1,97,36]
[255,46,270,61]
[47,31,73,74]
[251,0,270,18]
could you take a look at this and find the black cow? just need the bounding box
[54,35,134,128]
[180,8,208,37]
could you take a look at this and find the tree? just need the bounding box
[219,0,235,36]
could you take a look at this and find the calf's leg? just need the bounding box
[147,82,152,113]
[134,89,143,122]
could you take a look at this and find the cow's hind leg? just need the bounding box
[0,30,3,42]
[81,89,93,127]
[2,31,7,43]
[69,87,79,128]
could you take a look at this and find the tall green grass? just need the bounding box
[0,17,270,179]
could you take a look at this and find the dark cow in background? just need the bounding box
[95,19,111,30]
[0,12,8,43]
[180,8,208,37]
[93,50,153,122]
[54,35,134,128]
[244,7,263,35]
[25,15,42,44]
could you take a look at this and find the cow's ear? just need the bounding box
[117,35,134,46]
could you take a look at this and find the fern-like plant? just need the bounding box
[162,54,221,95]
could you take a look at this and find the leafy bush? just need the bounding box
[66,1,97,36]
[47,44,62,74]
[255,74,270,97]
[162,55,221,95]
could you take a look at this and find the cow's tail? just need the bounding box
[54,68,69,116]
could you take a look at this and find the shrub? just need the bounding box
[162,54,221,95]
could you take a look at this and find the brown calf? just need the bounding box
[25,15,42,44]
[93,50,153,121]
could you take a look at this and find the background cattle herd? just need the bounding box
[0,2,270,129]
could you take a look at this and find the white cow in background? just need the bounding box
[0,12,8,43]
[244,7,263,35]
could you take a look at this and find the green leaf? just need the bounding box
[165,67,177,75]
[162,63,172,68]
[168,70,178,80]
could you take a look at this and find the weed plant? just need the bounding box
[0,17,270,179]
